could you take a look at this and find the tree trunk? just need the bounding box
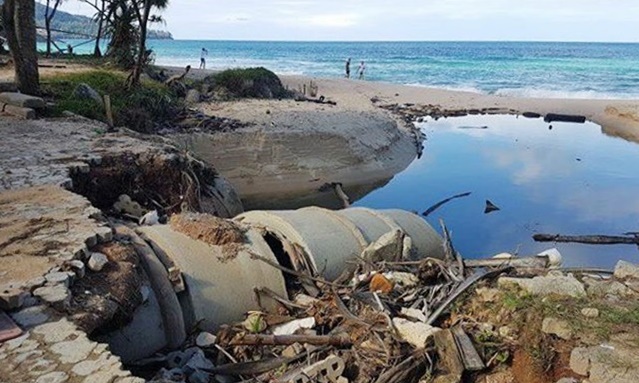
[93,1,105,57]
[45,17,52,57]
[3,0,40,95]
[131,3,150,87]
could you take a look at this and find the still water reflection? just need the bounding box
[354,115,639,268]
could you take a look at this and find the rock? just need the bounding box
[581,308,600,318]
[271,317,316,336]
[189,369,210,383]
[570,347,591,376]
[10,305,50,327]
[401,307,427,322]
[498,274,586,298]
[493,252,514,259]
[88,252,109,272]
[361,230,404,262]
[195,332,217,348]
[392,318,440,349]
[0,287,26,310]
[542,317,573,340]
[186,89,202,104]
[113,195,145,218]
[32,319,80,344]
[72,83,104,108]
[35,371,69,383]
[33,284,70,307]
[614,260,639,280]
[66,260,86,279]
[167,348,198,369]
[0,92,45,108]
[369,274,394,294]
[282,343,304,358]
[584,277,633,297]
[556,379,578,383]
[2,104,36,119]
[183,348,214,374]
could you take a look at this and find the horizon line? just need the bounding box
[163,38,639,44]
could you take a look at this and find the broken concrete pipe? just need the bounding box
[101,207,445,363]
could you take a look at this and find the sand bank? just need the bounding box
[164,66,639,208]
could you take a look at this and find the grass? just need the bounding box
[199,67,293,100]
[41,69,180,133]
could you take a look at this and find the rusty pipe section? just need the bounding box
[102,207,444,362]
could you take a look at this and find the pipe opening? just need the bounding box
[263,232,298,292]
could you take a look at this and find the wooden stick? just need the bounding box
[533,234,639,245]
[423,192,471,217]
[333,183,351,208]
[229,334,352,347]
[104,95,114,128]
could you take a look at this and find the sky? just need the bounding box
[60,0,639,42]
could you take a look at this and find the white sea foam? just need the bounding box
[493,87,639,100]
[403,83,485,95]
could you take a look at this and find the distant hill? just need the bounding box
[0,1,173,41]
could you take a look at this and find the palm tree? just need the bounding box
[129,0,168,86]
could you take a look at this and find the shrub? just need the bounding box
[42,70,180,133]
[205,67,292,99]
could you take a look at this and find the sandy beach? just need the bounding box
[154,66,639,208]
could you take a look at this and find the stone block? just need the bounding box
[0,92,46,108]
[2,103,36,119]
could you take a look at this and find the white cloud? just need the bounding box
[59,0,639,41]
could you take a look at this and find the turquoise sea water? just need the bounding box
[53,40,639,99]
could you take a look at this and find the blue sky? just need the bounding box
[61,0,639,42]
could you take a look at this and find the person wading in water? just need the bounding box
[345,58,351,78]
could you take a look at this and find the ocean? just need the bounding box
[54,40,639,99]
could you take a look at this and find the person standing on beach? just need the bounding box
[200,48,208,69]
[358,61,366,80]
[345,58,351,78]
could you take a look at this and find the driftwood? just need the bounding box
[464,256,548,269]
[433,330,464,379]
[426,267,511,325]
[229,334,352,347]
[533,234,639,245]
[544,113,586,124]
[452,326,485,371]
[422,192,471,217]
[165,65,191,85]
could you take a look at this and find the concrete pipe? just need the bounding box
[235,207,445,281]
[138,225,288,332]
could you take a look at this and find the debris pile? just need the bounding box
[138,227,574,383]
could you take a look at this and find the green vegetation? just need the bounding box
[202,67,293,100]
[42,70,180,133]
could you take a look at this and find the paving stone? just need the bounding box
[1,333,29,351]
[72,353,120,376]
[28,358,58,376]
[35,371,70,383]
[0,287,26,310]
[0,92,46,108]
[66,260,86,279]
[45,272,72,287]
[34,284,70,307]
[50,335,98,364]
[13,349,44,364]
[116,377,146,383]
[32,319,79,344]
